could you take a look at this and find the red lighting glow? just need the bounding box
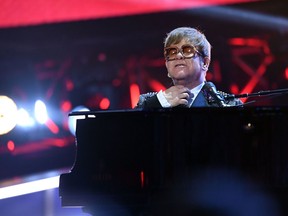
[98,53,107,62]
[0,0,257,28]
[229,37,274,103]
[240,55,274,102]
[130,83,140,108]
[99,98,110,110]
[61,100,72,112]
[229,38,265,47]
[230,83,240,94]
[229,38,271,54]
[7,137,74,156]
[140,171,145,188]
[285,67,288,80]
[7,140,15,152]
[45,119,59,134]
[149,80,166,92]
[65,79,74,91]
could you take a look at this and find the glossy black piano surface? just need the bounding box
[59,107,288,216]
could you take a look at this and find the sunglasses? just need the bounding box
[164,44,202,61]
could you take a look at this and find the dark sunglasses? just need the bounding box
[164,44,202,61]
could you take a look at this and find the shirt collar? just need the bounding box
[190,82,205,98]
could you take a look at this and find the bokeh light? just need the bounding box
[0,95,18,135]
[34,100,48,124]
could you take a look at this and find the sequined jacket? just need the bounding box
[135,85,242,109]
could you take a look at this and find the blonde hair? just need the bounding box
[164,27,211,59]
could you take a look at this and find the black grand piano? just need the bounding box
[59,107,288,216]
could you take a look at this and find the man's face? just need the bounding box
[165,39,206,88]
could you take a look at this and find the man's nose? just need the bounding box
[175,51,184,59]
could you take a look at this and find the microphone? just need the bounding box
[203,82,229,107]
[224,88,288,100]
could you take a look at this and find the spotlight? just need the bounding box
[17,108,35,127]
[0,95,18,135]
[34,100,48,124]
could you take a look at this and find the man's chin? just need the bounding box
[171,72,187,80]
[173,78,188,86]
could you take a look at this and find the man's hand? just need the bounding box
[163,85,191,107]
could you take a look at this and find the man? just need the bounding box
[135,27,242,108]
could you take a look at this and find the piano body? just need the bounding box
[59,107,288,216]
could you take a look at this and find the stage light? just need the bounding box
[7,140,15,152]
[61,100,72,112]
[149,79,166,92]
[130,83,140,108]
[0,176,59,199]
[0,95,18,135]
[99,97,110,110]
[17,108,35,127]
[34,100,48,124]
[68,106,90,136]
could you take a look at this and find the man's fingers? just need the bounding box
[180,92,190,99]
[176,85,189,92]
[164,86,191,107]
[179,98,189,105]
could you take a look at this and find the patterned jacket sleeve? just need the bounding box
[219,91,243,107]
[134,92,162,109]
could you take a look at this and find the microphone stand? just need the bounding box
[225,88,288,100]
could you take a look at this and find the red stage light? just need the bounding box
[130,83,140,108]
[0,0,256,28]
[45,119,59,134]
[230,83,240,94]
[140,171,145,189]
[61,100,72,112]
[99,98,110,110]
[149,80,166,92]
[7,140,15,152]
[65,79,74,91]
[285,67,288,80]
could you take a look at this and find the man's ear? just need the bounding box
[202,57,210,69]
